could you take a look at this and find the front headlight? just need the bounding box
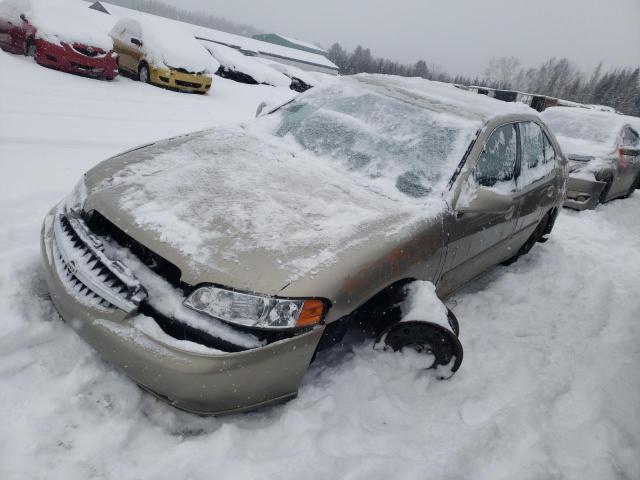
[183,285,325,330]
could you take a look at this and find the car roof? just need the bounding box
[350,74,536,123]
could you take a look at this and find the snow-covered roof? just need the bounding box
[109,16,219,73]
[92,2,338,72]
[252,32,327,55]
[353,74,536,123]
[1,0,113,51]
[274,33,326,53]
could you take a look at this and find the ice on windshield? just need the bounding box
[274,82,478,198]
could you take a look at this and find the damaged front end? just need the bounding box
[40,203,325,415]
[564,176,607,210]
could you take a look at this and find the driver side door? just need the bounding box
[437,123,520,296]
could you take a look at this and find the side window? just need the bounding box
[621,126,640,147]
[542,133,556,164]
[475,124,517,188]
[520,122,545,169]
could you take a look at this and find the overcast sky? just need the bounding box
[168,0,640,76]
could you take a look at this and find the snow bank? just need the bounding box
[201,41,290,87]
[110,16,218,73]
[2,0,114,50]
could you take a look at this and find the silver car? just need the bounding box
[41,75,567,415]
[542,106,640,210]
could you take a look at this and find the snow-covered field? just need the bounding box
[1,50,639,479]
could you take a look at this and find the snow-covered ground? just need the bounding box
[1,50,639,479]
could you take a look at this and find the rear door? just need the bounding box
[438,123,519,295]
[510,121,559,248]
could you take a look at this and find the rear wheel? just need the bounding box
[377,310,463,378]
[138,63,150,83]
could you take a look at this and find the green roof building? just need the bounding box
[252,33,326,56]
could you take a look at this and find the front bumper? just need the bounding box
[150,66,212,94]
[563,176,607,211]
[40,206,323,415]
[35,40,118,80]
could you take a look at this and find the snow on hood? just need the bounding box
[16,0,113,51]
[542,107,624,158]
[84,123,438,289]
[110,16,218,73]
[201,41,290,87]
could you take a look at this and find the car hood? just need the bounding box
[81,125,440,295]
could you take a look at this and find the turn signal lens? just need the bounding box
[296,299,326,327]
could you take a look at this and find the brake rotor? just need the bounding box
[379,319,464,377]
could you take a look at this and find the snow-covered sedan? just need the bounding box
[110,17,219,94]
[202,41,291,88]
[0,0,118,80]
[542,107,640,210]
[40,75,567,415]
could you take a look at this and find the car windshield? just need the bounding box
[273,82,477,198]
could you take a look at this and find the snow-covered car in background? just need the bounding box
[202,41,291,88]
[40,75,567,415]
[253,56,320,92]
[109,17,219,94]
[542,107,640,210]
[0,0,118,80]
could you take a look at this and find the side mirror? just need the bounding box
[457,186,514,215]
[130,37,142,47]
[255,101,268,118]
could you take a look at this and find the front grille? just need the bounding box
[70,62,103,72]
[53,212,146,312]
[84,211,183,287]
[175,79,202,88]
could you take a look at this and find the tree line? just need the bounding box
[327,44,640,117]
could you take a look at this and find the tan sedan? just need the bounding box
[542,107,640,210]
[40,75,567,415]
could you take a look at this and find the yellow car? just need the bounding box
[109,17,218,94]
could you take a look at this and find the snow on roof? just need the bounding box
[95,2,338,71]
[352,74,536,123]
[201,40,290,87]
[1,0,113,51]
[542,106,628,156]
[275,33,326,53]
[109,16,218,73]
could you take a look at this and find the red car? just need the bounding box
[0,0,118,80]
